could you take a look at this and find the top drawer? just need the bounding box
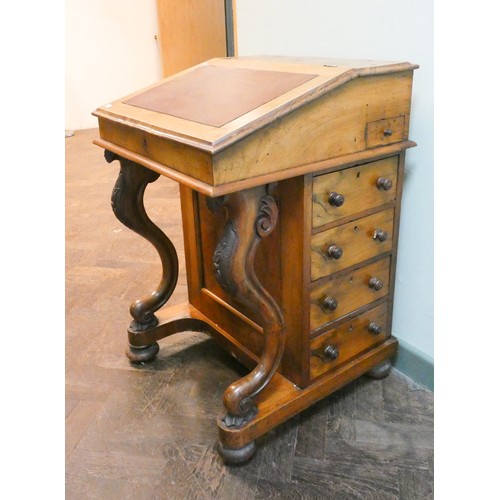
[366,116,405,149]
[312,156,398,228]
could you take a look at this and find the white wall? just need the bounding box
[236,0,434,360]
[65,0,162,130]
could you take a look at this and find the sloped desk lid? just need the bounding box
[123,65,317,127]
[93,56,418,154]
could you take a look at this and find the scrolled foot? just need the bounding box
[365,360,392,379]
[217,440,257,465]
[221,398,258,428]
[126,342,160,363]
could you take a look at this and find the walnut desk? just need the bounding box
[93,56,418,464]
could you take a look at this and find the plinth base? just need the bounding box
[127,302,398,462]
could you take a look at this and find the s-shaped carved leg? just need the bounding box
[105,151,179,362]
[212,185,285,461]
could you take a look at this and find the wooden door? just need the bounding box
[156,0,236,77]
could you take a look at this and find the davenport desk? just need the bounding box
[93,56,418,464]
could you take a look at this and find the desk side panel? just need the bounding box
[180,182,310,387]
[213,71,414,185]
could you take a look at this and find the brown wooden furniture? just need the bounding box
[92,55,418,464]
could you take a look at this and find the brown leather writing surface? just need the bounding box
[124,65,317,127]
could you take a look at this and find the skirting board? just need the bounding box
[392,338,434,391]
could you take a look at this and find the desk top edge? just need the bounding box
[94,137,417,197]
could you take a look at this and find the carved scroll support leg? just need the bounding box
[105,151,179,362]
[211,184,285,462]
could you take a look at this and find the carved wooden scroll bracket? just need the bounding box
[210,184,285,428]
[105,151,179,362]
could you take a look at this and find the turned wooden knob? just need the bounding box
[383,128,393,137]
[373,228,388,242]
[324,345,339,360]
[368,322,383,335]
[377,177,393,191]
[328,192,345,207]
[326,244,343,260]
[322,297,338,311]
[368,277,384,291]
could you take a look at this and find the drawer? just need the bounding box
[366,116,405,149]
[310,257,390,331]
[311,208,394,282]
[312,156,398,228]
[310,302,389,379]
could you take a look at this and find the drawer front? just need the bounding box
[312,156,398,228]
[311,208,394,282]
[310,257,390,331]
[310,302,389,379]
[366,116,405,149]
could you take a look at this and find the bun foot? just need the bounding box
[126,342,160,363]
[365,360,392,379]
[217,440,257,464]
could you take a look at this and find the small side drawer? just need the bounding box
[311,208,394,282]
[366,116,405,149]
[310,257,390,331]
[310,302,389,379]
[312,157,398,228]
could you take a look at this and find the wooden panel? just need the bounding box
[310,302,389,379]
[213,71,413,185]
[312,157,398,228]
[193,179,315,388]
[124,66,316,127]
[195,190,282,328]
[310,258,391,331]
[278,176,312,387]
[197,290,265,358]
[156,0,228,77]
[179,184,204,309]
[385,153,405,336]
[366,116,405,149]
[311,209,394,281]
[95,136,415,198]
[97,118,214,184]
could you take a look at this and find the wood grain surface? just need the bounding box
[312,156,399,227]
[310,302,389,379]
[310,257,391,331]
[311,208,394,281]
[156,0,228,77]
[212,70,414,184]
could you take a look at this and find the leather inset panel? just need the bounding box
[124,65,317,127]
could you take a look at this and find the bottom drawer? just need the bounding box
[310,302,389,379]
